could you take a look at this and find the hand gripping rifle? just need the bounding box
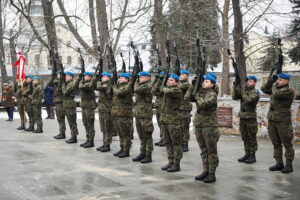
[227,49,241,89]
[193,29,205,95]
[269,38,283,78]
[173,41,181,76]
[160,39,171,91]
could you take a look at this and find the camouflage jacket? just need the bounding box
[261,79,294,122]
[232,85,259,119]
[31,83,43,105]
[96,80,113,113]
[151,78,163,109]
[2,87,14,108]
[62,78,80,109]
[111,82,133,117]
[158,79,182,124]
[22,81,33,104]
[134,80,153,119]
[79,79,96,109]
[15,85,24,104]
[47,77,64,104]
[185,85,218,128]
[178,80,192,113]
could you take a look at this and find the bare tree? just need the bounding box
[89,0,99,51]
[0,0,8,83]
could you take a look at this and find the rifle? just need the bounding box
[106,45,117,94]
[227,49,241,89]
[77,48,85,76]
[49,50,57,77]
[128,41,141,89]
[269,38,283,78]
[54,51,65,83]
[193,29,205,95]
[156,46,162,74]
[160,39,171,91]
[120,52,127,73]
[173,41,180,76]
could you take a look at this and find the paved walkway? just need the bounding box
[0,118,299,200]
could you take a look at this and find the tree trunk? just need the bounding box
[89,0,99,51]
[0,1,8,83]
[232,0,247,87]
[9,30,17,80]
[154,0,166,67]
[220,0,230,95]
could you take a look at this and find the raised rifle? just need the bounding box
[128,41,141,89]
[160,39,171,91]
[77,48,85,76]
[173,41,180,76]
[269,38,283,78]
[106,45,117,94]
[54,50,65,83]
[193,29,205,95]
[120,52,127,73]
[227,49,241,89]
[156,46,162,74]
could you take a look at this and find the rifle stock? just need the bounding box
[193,29,205,95]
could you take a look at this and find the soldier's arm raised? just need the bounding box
[151,79,163,96]
[114,84,132,97]
[232,85,242,100]
[134,82,152,94]
[242,90,260,104]
[184,85,196,102]
[163,87,182,98]
[195,91,217,110]
[272,87,294,100]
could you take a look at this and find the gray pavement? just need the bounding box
[0,118,299,200]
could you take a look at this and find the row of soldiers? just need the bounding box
[14,69,295,183]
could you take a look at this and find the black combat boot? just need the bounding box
[33,129,43,133]
[182,144,189,152]
[141,155,152,163]
[17,126,25,130]
[269,162,284,171]
[167,163,180,172]
[238,154,250,162]
[54,134,66,139]
[154,140,163,146]
[113,149,123,156]
[281,160,293,173]
[132,153,145,162]
[245,154,256,164]
[195,171,209,181]
[161,162,173,170]
[25,127,34,131]
[65,136,77,144]
[204,173,216,183]
[96,145,104,151]
[83,141,94,148]
[80,141,89,147]
[101,144,110,152]
[118,151,130,158]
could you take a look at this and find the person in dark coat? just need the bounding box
[44,85,55,119]
[2,83,15,121]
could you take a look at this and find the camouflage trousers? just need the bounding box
[195,126,220,173]
[156,108,163,140]
[161,123,183,164]
[65,107,79,137]
[240,118,258,155]
[268,120,295,162]
[55,103,66,135]
[82,108,95,141]
[25,103,34,128]
[180,113,191,145]
[99,111,113,145]
[32,104,43,130]
[114,116,133,153]
[136,118,154,155]
[18,103,26,127]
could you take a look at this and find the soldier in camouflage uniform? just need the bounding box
[79,72,96,148]
[2,83,14,121]
[23,75,34,131]
[261,73,295,173]
[16,80,26,129]
[185,73,219,183]
[48,71,66,139]
[63,72,81,144]
[232,75,260,164]
[132,71,154,163]
[156,73,183,172]
[95,72,113,152]
[112,73,134,158]
[151,72,165,147]
[31,77,44,133]
[179,70,192,152]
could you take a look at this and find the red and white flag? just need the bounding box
[13,47,26,80]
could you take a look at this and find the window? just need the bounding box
[35,54,40,66]
[67,56,72,65]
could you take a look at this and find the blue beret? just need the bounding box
[102,72,112,77]
[278,73,292,80]
[25,75,33,79]
[207,72,217,79]
[126,73,132,77]
[159,72,164,76]
[84,72,93,76]
[246,75,257,81]
[65,72,75,77]
[169,73,179,81]
[203,74,216,83]
[180,69,190,75]
[138,71,151,77]
[32,76,40,80]
[119,72,131,79]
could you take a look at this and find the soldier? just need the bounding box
[157,73,183,172]
[185,73,219,183]
[132,71,154,163]
[112,73,134,158]
[179,70,192,152]
[79,72,96,148]
[16,80,26,129]
[151,72,165,147]
[44,85,55,119]
[31,76,44,133]
[95,72,113,152]
[261,73,295,173]
[2,83,14,121]
[63,72,81,144]
[232,75,260,163]
[48,71,66,139]
[23,75,34,131]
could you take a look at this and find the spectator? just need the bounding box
[2,83,15,121]
[44,85,55,119]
